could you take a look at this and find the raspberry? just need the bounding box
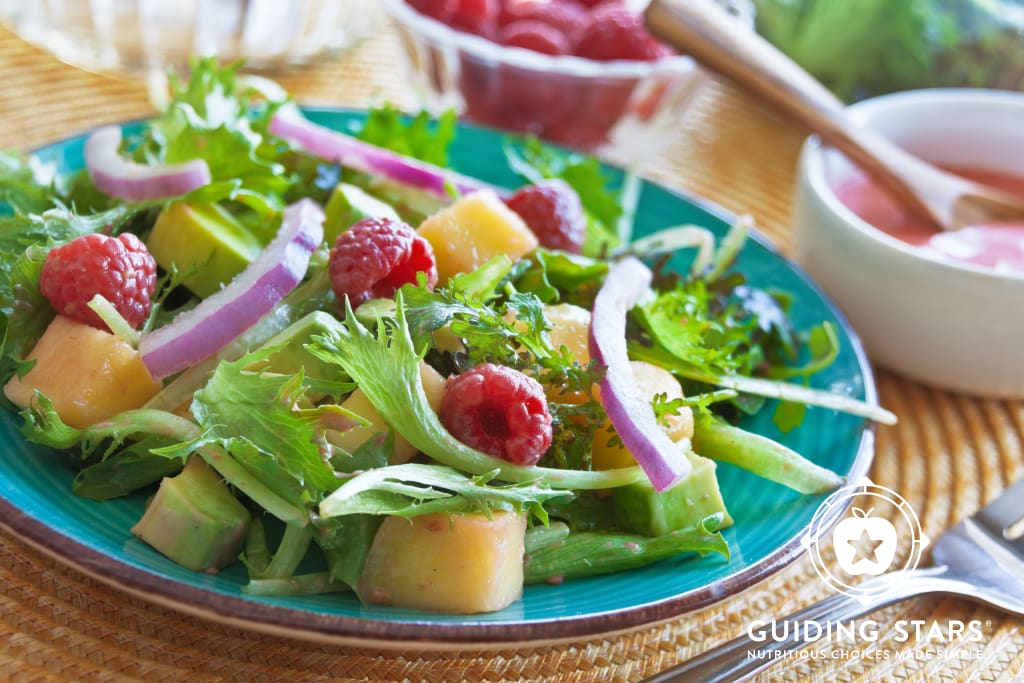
[40,232,157,331]
[329,217,438,308]
[574,5,673,61]
[498,1,587,40]
[450,0,499,36]
[407,0,458,21]
[505,179,586,253]
[498,20,570,55]
[441,363,553,466]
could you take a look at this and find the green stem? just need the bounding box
[88,294,139,347]
[692,417,843,494]
[630,343,897,425]
[524,522,570,554]
[243,518,271,576]
[86,408,179,434]
[242,572,351,597]
[197,443,308,525]
[524,527,728,584]
[261,523,313,579]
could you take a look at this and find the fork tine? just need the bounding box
[975,477,1024,539]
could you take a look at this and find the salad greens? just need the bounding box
[0,58,895,615]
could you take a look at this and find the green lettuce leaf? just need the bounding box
[356,104,458,167]
[188,352,341,509]
[319,463,573,521]
[0,151,65,215]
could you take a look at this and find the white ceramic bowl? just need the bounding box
[793,89,1024,398]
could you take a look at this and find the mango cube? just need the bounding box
[358,511,527,614]
[544,303,593,364]
[4,315,162,429]
[417,190,538,283]
[328,362,446,464]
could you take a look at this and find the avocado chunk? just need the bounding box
[131,456,251,572]
[613,452,733,536]
[324,182,400,243]
[147,202,263,298]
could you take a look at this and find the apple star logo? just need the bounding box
[833,507,898,576]
[801,477,929,602]
[850,529,885,564]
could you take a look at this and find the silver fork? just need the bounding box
[643,477,1024,682]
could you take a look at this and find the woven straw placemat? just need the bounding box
[1,20,1023,683]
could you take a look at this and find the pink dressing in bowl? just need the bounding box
[834,166,1024,274]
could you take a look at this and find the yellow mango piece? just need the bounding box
[327,362,446,464]
[417,190,539,283]
[528,303,593,405]
[544,303,592,364]
[358,511,526,614]
[4,315,162,429]
[591,360,694,470]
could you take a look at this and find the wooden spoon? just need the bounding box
[644,0,1024,231]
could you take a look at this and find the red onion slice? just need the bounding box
[589,257,693,492]
[139,199,325,379]
[84,126,212,201]
[269,108,499,199]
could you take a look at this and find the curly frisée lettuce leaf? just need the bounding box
[145,58,289,225]
[0,151,67,215]
[308,297,644,490]
[184,350,341,507]
[356,104,458,168]
[319,463,573,522]
[16,402,189,498]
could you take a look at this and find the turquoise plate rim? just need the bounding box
[0,109,877,649]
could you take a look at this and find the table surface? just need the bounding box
[1,20,1023,683]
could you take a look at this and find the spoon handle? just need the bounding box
[644,0,957,230]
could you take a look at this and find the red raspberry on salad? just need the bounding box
[329,217,438,308]
[40,232,157,331]
[505,179,586,254]
[574,4,674,61]
[441,363,553,466]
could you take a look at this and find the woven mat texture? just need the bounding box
[2,21,1024,683]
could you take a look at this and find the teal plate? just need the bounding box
[0,110,877,649]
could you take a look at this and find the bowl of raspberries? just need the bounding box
[384,0,709,160]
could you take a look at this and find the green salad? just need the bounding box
[0,60,894,615]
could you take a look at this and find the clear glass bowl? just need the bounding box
[0,0,383,74]
[383,0,708,163]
